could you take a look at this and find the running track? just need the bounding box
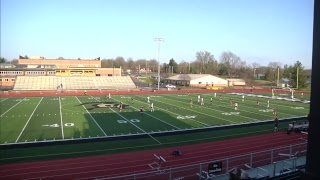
[0,132,307,180]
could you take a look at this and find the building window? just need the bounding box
[5,78,9,81]
[198,82,202,84]
[11,78,15,82]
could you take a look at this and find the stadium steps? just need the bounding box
[13,76,137,90]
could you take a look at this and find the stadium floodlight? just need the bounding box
[154,38,165,90]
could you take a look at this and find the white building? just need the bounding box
[165,74,228,87]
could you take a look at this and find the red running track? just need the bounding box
[0,132,307,180]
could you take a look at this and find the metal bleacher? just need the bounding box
[13,76,137,90]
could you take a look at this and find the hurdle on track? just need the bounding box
[148,154,166,174]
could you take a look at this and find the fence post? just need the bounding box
[226,158,229,173]
[271,149,274,164]
[250,153,253,168]
[199,163,202,180]
[273,162,276,177]
[169,168,172,180]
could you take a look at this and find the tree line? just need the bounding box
[0,51,311,89]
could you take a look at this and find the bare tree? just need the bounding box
[220,51,245,78]
[114,56,126,68]
[126,57,135,71]
[178,60,189,74]
[195,51,218,74]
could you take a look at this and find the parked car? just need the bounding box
[166,84,176,88]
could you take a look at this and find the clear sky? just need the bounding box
[0,0,314,68]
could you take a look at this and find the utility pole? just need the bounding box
[297,67,299,89]
[277,66,280,87]
[145,60,147,75]
[189,62,190,73]
[154,38,164,90]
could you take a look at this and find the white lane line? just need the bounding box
[163,95,258,122]
[134,95,210,126]
[111,97,181,129]
[59,97,64,139]
[75,96,107,136]
[0,98,8,102]
[15,97,43,143]
[139,95,238,124]
[0,98,26,117]
[89,95,161,144]
[109,106,162,144]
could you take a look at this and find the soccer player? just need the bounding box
[274,116,279,132]
[257,100,260,107]
[119,102,123,112]
[190,99,193,108]
[229,98,232,106]
[267,100,270,108]
[219,94,222,100]
[140,106,144,115]
[147,96,150,103]
[201,97,204,105]
[187,91,190,96]
[198,95,200,102]
[108,93,111,99]
[242,95,244,101]
[131,97,134,104]
[150,102,154,112]
[84,90,87,95]
[210,97,213,104]
[214,92,217,98]
[301,92,304,99]
[235,102,238,110]
[273,108,277,117]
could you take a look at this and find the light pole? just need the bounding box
[253,69,256,80]
[154,38,164,90]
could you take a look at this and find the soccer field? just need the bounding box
[0,92,309,144]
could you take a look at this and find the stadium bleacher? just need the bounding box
[13,76,137,90]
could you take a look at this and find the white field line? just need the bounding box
[133,95,210,126]
[161,95,259,122]
[89,95,162,144]
[0,98,8,102]
[15,97,43,143]
[143,95,239,124]
[182,94,279,118]
[216,94,306,116]
[75,96,107,136]
[108,105,162,144]
[0,97,26,117]
[111,97,181,129]
[59,97,64,139]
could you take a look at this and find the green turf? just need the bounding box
[0,92,309,164]
[0,93,309,144]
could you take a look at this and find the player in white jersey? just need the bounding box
[147,96,150,103]
[198,95,200,102]
[201,97,204,105]
[214,93,217,98]
[108,93,111,99]
[235,102,238,110]
[267,100,270,108]
[242,95,244,101]
[150,102,154,112]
